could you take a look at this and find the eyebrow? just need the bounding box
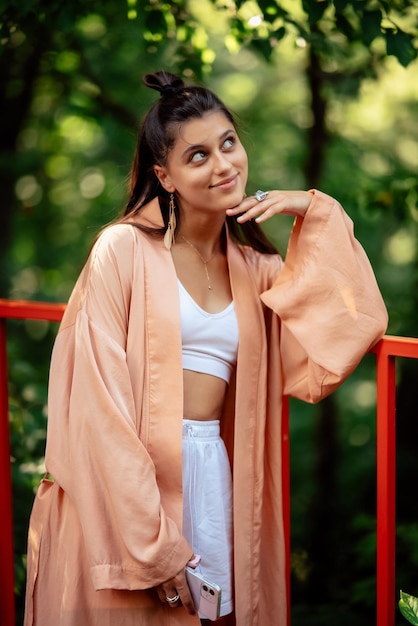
[181,129,235,159]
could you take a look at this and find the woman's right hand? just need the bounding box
[156,554,200,614]
[226,189,313,223]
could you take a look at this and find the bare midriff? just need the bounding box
[183,369,228,421]
[173,239,233,421]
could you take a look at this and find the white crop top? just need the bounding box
[178,280,239,383]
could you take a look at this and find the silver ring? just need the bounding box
[254,189,268,202]
[166,593,180,603]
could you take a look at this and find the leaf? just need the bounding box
[385,29,417,68]
[334,0,350,13]
[250,37,274,61]
[273,25,286,42]
[399,590,418,625]
[360,9,382,46]
[144,8,167,37]
[335,13,356,40]
[302,0,329,27]
[259,3,279,25]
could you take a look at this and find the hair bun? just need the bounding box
[143,71,185,98]
[160,84,177,97]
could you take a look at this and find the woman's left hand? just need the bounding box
[226,190,312,224]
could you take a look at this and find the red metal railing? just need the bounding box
[1,299,418,626]
[372,336,418,625]
[0,300,65,626]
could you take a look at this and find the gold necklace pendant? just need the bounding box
[181,236,215,290]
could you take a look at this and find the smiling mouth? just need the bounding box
[210,174,238,189]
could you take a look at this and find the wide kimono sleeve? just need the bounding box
[260,189,388,403]
[45,224,192,591]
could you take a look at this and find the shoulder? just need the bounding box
[89,223,154,271]
[81,225,145,302]
[60,225,154,331]
[91,196,164,262]
[92,223,139,257]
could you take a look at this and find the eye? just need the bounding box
[190,150,206,163]
[223,136,235,150]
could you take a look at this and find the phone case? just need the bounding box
[185,566,222,621]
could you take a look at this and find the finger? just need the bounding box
[186,554,201,568]
[239,194,300,223]
[227,192,266,214]
[156,587,167,603]
[173,569,197,615]
[226,197,253,216]
[254,205,278,223]
[158,580,180,605]
[176,579,196,614]
[238,190,282,222]
[164,588,181,609]
[236,198,275,223]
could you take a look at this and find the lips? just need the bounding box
[210,174,238,189]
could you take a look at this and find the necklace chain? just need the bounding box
[181,236,215,290]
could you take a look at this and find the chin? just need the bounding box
[227,192,245,210]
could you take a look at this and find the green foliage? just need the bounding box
[145,0,418,70]
[386,28,417,67]
[400,591,418,625]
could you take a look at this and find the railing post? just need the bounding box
[375,341,397,626]
[282,395,290,626]
[0,300,65,626]
[0,317,15,626]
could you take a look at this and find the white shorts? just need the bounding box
[182,419,233,617]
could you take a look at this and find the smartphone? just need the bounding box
[185,566,222,621]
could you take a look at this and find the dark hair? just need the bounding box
[120,71,277,255]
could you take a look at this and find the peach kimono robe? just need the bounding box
[24,190,387,626]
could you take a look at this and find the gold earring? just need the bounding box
[164,193,176,250]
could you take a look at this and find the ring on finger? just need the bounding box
[254,189,268,202]
[166,593,180,604]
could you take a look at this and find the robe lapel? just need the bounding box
[136,212,184,527]
[226,240,269,621]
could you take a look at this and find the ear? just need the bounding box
[153,165,175,193]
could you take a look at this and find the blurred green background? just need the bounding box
[1,1,418,624]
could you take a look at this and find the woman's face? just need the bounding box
[154,111,248,218]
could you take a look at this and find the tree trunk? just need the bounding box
[305,45,329,189]
[0,26,50,296]
[302,44,341,603]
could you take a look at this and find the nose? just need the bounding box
[213,150,232,174]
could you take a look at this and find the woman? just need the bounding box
[24,71,387,626]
